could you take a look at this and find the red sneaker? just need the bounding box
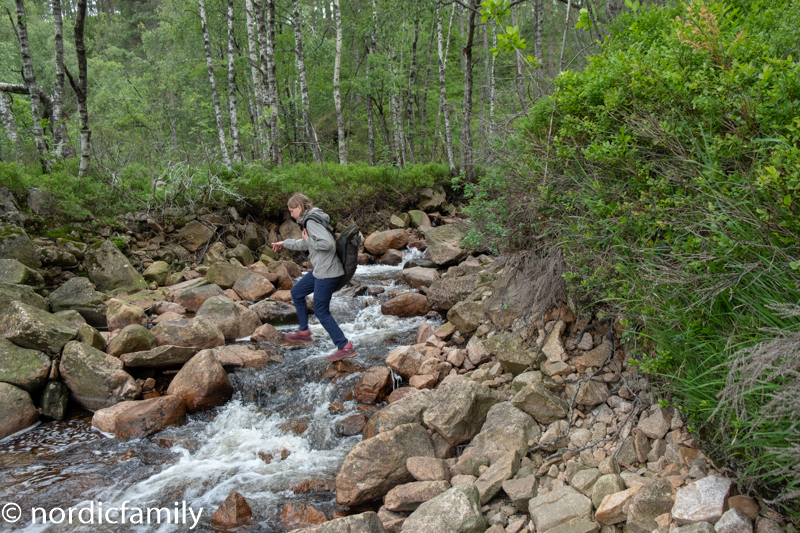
[326,342,357,362]
[284,329,313,344]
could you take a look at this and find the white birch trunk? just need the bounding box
[511,7,526,109]
[437,8,456,175]
[74,0,90,177]
[405,19,419,164]
[198,0,232,169]
[245,0,267,155]
[461,0,477,179]
[226,0,243,163]
[292,0,322,163]
[52,0,66,157]
[265,0,281,164]
[333,0,346,164]
[0,92,22,159]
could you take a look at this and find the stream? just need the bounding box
[0,250,428,532]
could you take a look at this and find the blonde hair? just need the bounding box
[287,193,313,213]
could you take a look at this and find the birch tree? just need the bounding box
[245,0,267,155]
[51,0,66,157]
[226,0,242,163]
[333,0,346,164]
[0,93,22,159]
[461,0,477,179]
[405,19,419,164]
[198,0,231,169]
[265,0,281,164]
[291,0,321,163]
[68,0,91,177]
[437,7,456,175]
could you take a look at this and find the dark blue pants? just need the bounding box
[291,271,348,349]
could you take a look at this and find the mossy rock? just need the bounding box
[0,282,48,313]
[0,301,78,353]
[0,338,51,394]
[48,277,107,327]
[0,258,45,292]
[0,223,41,269]
[143,261,171,285]
[84,240,147,293]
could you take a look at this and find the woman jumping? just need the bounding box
[271,193,357,362]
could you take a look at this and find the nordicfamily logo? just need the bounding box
[2,500,204,529]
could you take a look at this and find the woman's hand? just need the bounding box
[301,229,308,240]
[271,241,284,252]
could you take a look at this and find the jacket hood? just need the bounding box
[299,207,329,224]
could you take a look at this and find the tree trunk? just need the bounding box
[405,19,419,164]
[14,0,49,170]
[226,0,243,164]
[0,92,22,159]
[511,6,526,110]
[74,0,90,176]
[461,0,477,179]
[265,0,281,164]
[388,45,404,166]
[430,4,455,163]
[489,27,496,136]
[198,0,232,169]
[52,0,67,157]
[437,7,456,175]
[559,0,573,73]
[291,0,321,163]
[419,21,435,161]
[245,0,267,156]
[365,45,376,166]
[333,0,346,164]
[535,0,543,64]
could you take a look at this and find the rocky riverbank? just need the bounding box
[0,184,792,533]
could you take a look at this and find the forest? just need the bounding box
[1,0,799,521]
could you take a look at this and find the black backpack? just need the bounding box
[302,214,361,292]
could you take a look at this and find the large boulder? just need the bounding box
[250,299,297,324]
[0,301,77,353]
[48,277,107,327]
[672,476,732,526]
[0,338,50,394]
[511,383,570,424]
[0,258,44,291]
[106,324,157,357]
[335,423,435,506]
[91,396,186,439]
[426,274,483,312]
[364,229,409,256]
[233,272,275,301]
[206,262,250,289]
[385,346,428,378]
[0,382,38,439]
[364,389,434,439]
[381,292,430,318]
[423,224,470,265]
[399,267,440,290]
[528,486,593,532]
[401,483,486,533]
[167,350,233,413]
[120,345,199,368]
[59,341,140,410]
[105,298,146,331]
[456,402,540,476]
[446,301,484,335]
[354,366,393,404]
[416,185,447,212]
[195,296,262,341]
[151,316,225,350]
[423,381,504,445]
[174,283,226,312]
[0,223,40,268]
[85,240,148,292]
[179,220,213,252]
[0,282,48,312]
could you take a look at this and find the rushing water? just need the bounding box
[0,250,429,532]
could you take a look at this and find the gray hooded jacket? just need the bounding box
[283,207,345,280]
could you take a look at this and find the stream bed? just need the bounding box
[0,252,428,532]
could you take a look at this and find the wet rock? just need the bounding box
[251,323,282,342]
[281,501,327,529]
[0,382,38,439]
[566,380,610,407]
[354,366,393,404]
[384,480,451,512]
[423,381,503,445]
[401,483,486,533]
[336,423,435,506]
[529,486,593,532]
[174,283,226,312]
[85,240,148,292]
[0,338,50,393]
[423,224,470,265]
[213,491,253,527]
[400,267,440,291]
[40,381,69,420]
[456,402,539,476]
[107,324,157,357]
[335,414,368,436]
[48,277,107,327]
[210,344,278,368]
[364,389,433,438]
[60,341,140,410]
[715,508,753,533]
[638,407,672,440]
[250,298,297,324]
[0,258,44,291]
[195,296,262,341]
[386,345,427,378]
[179,220,213,252]
[475,452,519,504]
[407,457,450,482]
[290,512,383,533]
[426,274,483,311]
[503,475,538,512]
[381,292,430,318]
[0,223,40,268]
[446,301,484,335]
[206,262,249,289]
[364,229,409,255]
[234,272,275,301]
[511,382,569,424]
[91,395,186,439]
[152,315,224,348]
[106,298,147,331]
[0,282,48,312]
[121,345,199,368]
[380,249,404,266]
[672,475,732,525]
[167,350,233,413]
[625,479,675,533]
[386,386,420,404]
[0,301,77,353]
[408,209,432,228]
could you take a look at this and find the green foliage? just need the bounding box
[464,0,800,516]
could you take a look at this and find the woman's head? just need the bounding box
[287,193,313,220]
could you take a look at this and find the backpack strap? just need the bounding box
[301,214,336,238]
